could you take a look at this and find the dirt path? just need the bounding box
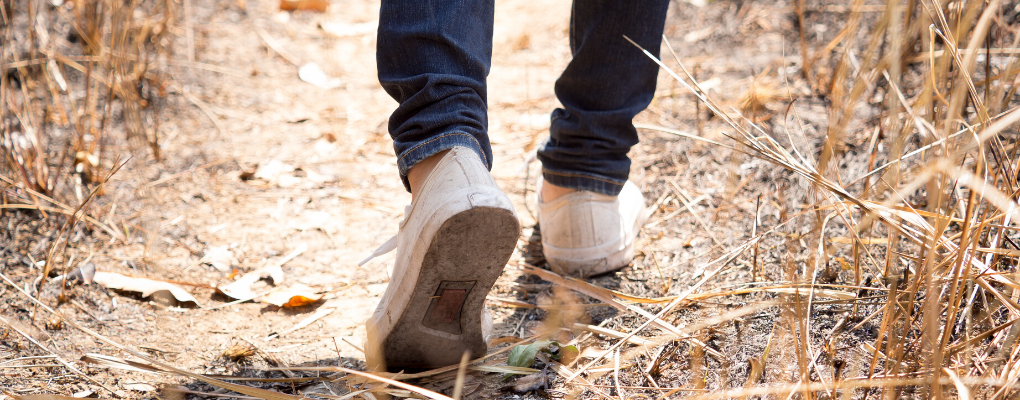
[73,0,579,382]
[4,0,866,397]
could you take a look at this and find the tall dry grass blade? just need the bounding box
[451,352,469,400]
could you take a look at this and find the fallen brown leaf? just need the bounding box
[218,244,305,300]
[262,284,322,307]
[200,245,236,273]
[508,370,549,393]
[92,272,199,307]
[222,342,258,361]
[45,315,63,330]
[488,336,524,346]
[217,273,262,300]
[122,382,156,392]
[319,21,377,37]
[279,0,327,12]
[298,63,342,89]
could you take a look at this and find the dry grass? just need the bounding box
[0,0,173,217]
[634,0,1020,397]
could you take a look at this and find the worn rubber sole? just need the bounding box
[379,206,519,370]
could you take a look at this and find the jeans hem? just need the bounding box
[542,168,625,196]
[397,132,489,192]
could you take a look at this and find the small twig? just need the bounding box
[253,26,301,66]
[341,338,364,354]
[0,355,57,366]
[184,0,195,62]
[666,179,722,246]
[45,157,129,299]
[572,323,654,346]
[142,159,229,188]
[71,299,108,324]
[165,79,225,134]
[266,306,335,341]
[753,195,761,281]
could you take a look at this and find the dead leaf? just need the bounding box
[52,262,96,286]
[319,21,377,37]
[219,244,305,300]
[488,336,524,346]
[279,0,327,12]
[217,273,262,300]
[746,357,765,386]
[247,159,312,188]
[262,284,322,307]
[239,166,257,181]
[684,27,713,43]
[460,381,482,398]
[71,390,93,398]
[45,315,63,330]
[738,76,779,122]
[222,342,257,361]
[253,159,294,181]
[200,245,236,273]
[508,371,549,393]
[298,63,342,89]
[92,272,200,307]
[123,382,156,392]
[70,262,96,284]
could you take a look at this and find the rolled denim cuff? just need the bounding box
[541,168,625,196]
[397,132,489,192]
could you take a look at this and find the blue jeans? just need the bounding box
[378,0,669,196]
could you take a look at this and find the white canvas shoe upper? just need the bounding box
[537,180,647,277]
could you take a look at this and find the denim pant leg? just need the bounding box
[537,0,669,196]
[377,0,495,192]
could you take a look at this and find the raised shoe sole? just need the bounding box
[376,206,519,370]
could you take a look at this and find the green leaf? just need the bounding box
[507,340,552,368]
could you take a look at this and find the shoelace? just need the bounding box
[357,205,411,266]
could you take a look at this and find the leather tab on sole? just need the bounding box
[422,281,475,335]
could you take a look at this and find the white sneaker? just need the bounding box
[537,180,647,277]
[362,147,520,371]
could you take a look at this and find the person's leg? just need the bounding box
[377,0,495,194]
[367,0,520,372]
[536,0,668,277]
[537,0,670,197]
